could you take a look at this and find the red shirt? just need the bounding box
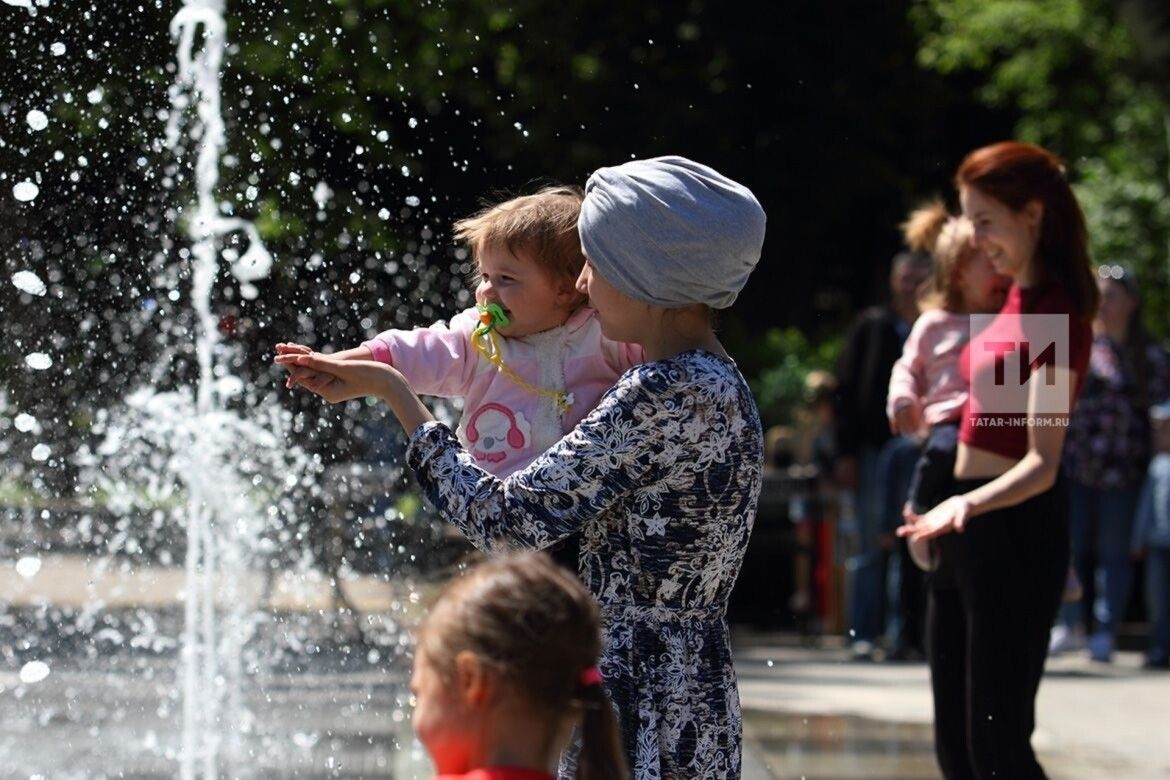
[434,769,556,780]
[960,283,1092,459]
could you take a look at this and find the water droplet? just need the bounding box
[24,352,52,370]
[26,110,48,131]
[14,413,39,433]
[19,661,51,684]
[312,181,332,209]
[13,181,39,202]
[12,270,46,296]
[16,557,42,578]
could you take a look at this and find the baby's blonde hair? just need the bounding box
[902,200,976,312]
[453,186,588,307]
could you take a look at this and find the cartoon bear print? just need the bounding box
[466,402,531,466]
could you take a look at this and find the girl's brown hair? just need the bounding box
[903,200,977,312]
[417,552,628,780]
[956,141,1098,319]
[453,186,589,307]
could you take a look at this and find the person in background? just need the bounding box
[1133,401,1170,670]
[833,243,932,659]
[788,371,839,629]
[898,141,1096,779]
[412,551,627,780]
[1051,264,1170,661]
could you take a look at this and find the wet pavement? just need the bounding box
[0,553,436,778]
[734,628,1170,780]
[6,555,1169,778]
[0,657,427,779]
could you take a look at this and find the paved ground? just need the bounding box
[6,555,1169,778]
[733,628,1170,780]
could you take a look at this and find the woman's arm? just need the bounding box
[406,374,665,552]
[278,350,664,552]
[274,352,434,431]
[275,343,374,389]
[899,366,1078,541]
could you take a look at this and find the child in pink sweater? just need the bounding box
[278,186,643,479]
[887,203,1009,568]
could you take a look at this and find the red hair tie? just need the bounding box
[579,666,603,687]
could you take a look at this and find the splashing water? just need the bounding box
[74,1,310,776]
[2,1,451,775]
[164,2,278,777]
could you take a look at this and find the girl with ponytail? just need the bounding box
[412,551,627,780]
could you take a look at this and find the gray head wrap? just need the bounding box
[578,155,766,309]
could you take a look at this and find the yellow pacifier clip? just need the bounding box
[471,304,574,414]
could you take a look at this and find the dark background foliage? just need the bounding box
[2,0,1167,492]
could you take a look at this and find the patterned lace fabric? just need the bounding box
[407,350,764,779]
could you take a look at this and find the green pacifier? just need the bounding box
[473,302,511,337]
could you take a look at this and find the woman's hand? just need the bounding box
[274,352,395,403]
[275,343,374,390]
[897,495,972,542]
[274,350,435,432]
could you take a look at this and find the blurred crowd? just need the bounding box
[763,218,1170,672]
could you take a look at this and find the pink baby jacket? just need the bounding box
[886,308,971,427]
[363,306,644,476]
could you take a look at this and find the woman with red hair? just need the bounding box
[898,141,1097,779]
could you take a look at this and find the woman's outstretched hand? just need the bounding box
[274,347,435,433]
[274,350,392,403]
[897,495,972,542]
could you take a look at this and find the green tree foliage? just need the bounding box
[911,0,1170,338]
[0,0,1012,492]
[720,319,841,428]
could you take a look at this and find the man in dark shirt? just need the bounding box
[834,250,930,658]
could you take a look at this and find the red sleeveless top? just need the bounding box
[959,283,1091,459]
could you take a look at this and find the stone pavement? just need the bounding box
[733,628,1170,780]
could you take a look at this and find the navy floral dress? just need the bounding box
[1063,337,1170,490]
[406,350,764,779]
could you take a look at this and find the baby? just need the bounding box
[278,186,643,478]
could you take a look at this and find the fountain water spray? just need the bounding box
[165,2,274,777]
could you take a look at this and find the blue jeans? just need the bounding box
[1059,481,1141,635]
[845,444,886,644]
[1146,548,1170,662]
[876,436,923,651]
